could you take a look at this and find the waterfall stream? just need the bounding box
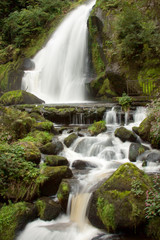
[17,107,159,240]
[21,0,95,103]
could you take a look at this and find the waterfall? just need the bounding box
[21,0,95,103]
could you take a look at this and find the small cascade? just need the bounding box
[16,106,158,240]
[105,107,117,125]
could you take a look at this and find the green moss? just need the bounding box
[97,197,116,232]
[36,200,46,219]
[88,120,106,136]
[34,121,53,132]
[20,130,53,147]
[0,202,28,240]
[57,182,69,201]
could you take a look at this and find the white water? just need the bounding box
[17,106,159,240]
[21,0,95,103]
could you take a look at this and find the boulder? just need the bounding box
[64,133,78,147]
[136,117,152,142]
[0,202,38,240]
[40,166,73,196]
[88,120,107,136]
[72,160,97,170]
[45,155,69,166]
[11,116,34,139]
[114,127,137,142]
[57,180,71,212]
[0,90,44,105]
[40,140,63,155]
[20,58,35,70]
[129,143,149,162]
[36,197,61,221]
[88,163,152,233]
[142,150,160,166]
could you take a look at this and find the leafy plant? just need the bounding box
[131,179,144,197]
[118,92,132,112]
[145,175,160,219]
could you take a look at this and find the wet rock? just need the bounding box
[114,127,137,142]
[57,180,71,212]
[88,163,152,233]
[40,166,73,196]
[45,155,69,166]
[136,117,152,142]
[20,58,35,70]
[36,197,61,221]
[40,140,63,155]
[142,150,160,166]
[72,160,97,170]
[64,133,78,147]
[129,143,149,162]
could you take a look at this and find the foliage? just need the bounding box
[0,143,46,201]
[0,201,28,240]
[88,120,106,135]
[147,96,160,147]
[118,92,132,112]
[145,175,160,219]
[131,179,144,197]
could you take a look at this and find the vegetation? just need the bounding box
[88,120,106,135]
[118,92,132,112]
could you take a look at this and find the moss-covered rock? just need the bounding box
[88,163,152,233]
[40,166,73,196]
[137,117,152,142]
[0,90,44,105]
[64,133,78,148]
[88,120,107,136]
[0,202,38,240]
[36,197,61,221]
[40,140,63,155]
[57,180,71,212]
[11,116,34,139]
[45,155,69,166]
[114,127,137,142]
[18,141,41,164]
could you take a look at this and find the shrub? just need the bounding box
[118,92,132,112]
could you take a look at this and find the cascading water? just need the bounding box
[21,0,95,103]
[16,106,157,240]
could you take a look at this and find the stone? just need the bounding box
[40,166,73,196]
[114,127,137,142]
[40,140,63,155]
[129,143,149,162]
[64,133,78,147]
[36,197,61,221]
[72,160,97,170]
[45,155,69,166]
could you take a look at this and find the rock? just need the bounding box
[18,141,41,164]
[145,151,160,164]
[45,155,69,166]
[40,166,73,196]
[0,90,44,105]
[57,180,71,212]
[40,140,63,155]
[20,58,35,70]
[72,160,97,170]
[136,117,152,142]
[36,197,61,221]
[129,143,149,162]
[64,133,78,147]
[88,163,152,233]
[88,120,107,136]
[114,127,137,142]
[0,202,38,240]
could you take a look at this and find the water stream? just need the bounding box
[16,107,159,240]
[21,0,95,103]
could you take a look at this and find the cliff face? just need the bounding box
[88,0,160,99]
